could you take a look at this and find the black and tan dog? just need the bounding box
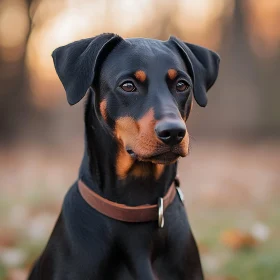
[28,33,219,280]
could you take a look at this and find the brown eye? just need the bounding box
[176,81,189,92]
[120,82,136,92]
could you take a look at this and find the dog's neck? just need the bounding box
[79,92,177,206]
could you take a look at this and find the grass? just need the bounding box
[1,198,280,279]
[222,248,280,280]
[188,200,280,279]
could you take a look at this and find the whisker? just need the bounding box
[189,133,196,142]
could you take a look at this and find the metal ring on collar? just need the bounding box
[158,197,164,228]
[176,187,184,203]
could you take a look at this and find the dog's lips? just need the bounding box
[143,151,180,164]
[126,149,137,159]
[126,147,186,164]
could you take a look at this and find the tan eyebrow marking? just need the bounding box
[167,69,178,80]
[134,70,146,82]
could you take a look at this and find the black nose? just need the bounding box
[155,120,186,146]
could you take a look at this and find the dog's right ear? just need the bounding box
[52,33,123,105]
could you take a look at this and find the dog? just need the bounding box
[28,33,220,280]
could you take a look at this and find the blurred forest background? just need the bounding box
[0,0,279,279]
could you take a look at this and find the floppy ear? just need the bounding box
[169,36,220,107]
[52,33,123,105]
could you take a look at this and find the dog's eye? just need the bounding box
[120,82,136,92]
[176,81,189,92]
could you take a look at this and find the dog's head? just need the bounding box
[52,33,220,178]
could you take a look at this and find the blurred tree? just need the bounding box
[215,0,260,138]
[0,0,279,144]
[149,0,181,40]
[0,0,36,144]
[258,52,280,137]
[0,0,68,145]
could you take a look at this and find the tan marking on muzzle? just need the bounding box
[115,109,157,157]
[174,128,189,157]
[115,108,189,179]
[115,142,134,179]
[115,117,140,147]
[134,70,146,83]
[115,109,160,179]
[115,117,139,179]
[167,69,178,80]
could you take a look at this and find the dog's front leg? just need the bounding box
[128,257,155,280]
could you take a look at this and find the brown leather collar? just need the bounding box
[78,178,182,227]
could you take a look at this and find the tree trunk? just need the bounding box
[0,0,37,145]
[211,0,260,139]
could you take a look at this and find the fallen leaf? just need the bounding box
[220,229,257,250]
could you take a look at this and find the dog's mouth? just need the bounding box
[144,151,180,164]
[126,149,185,164]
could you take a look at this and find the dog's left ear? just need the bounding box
[52,33,123,105]
[169,36,220,107]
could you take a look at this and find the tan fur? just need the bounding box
[134,70,146,83]
[155,164,165,180]
[167,69,178,80]
[115,109,157,159]
[100,100,107,121]
[115,108,189,179]
[115,141,134,179]
[131,164,151,178]
[190,99,194,111]
[174,129,189,157]
[130,163,165,179]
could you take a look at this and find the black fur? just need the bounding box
[28,33,220,279]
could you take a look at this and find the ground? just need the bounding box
[0,141,279,280]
